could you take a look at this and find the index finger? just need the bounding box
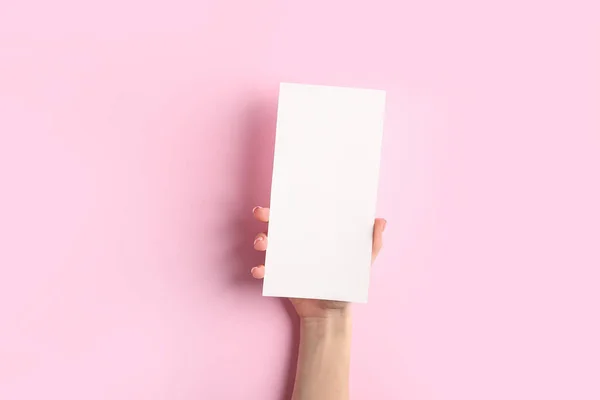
[252,206,270,222]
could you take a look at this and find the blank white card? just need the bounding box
[263,83,386,303]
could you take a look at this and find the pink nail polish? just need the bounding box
[250,267,257,275]
[254,237,263,246]
[252,206,261,213]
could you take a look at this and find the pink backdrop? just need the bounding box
[1,1,599,399]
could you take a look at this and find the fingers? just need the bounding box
[251,264,265,279]
[252,206,270,223]
[252,206,269,279]
[253,233,268,251]
[371,218,386,263]
[250,205,386,277]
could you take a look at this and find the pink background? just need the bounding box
[1,1,599,399]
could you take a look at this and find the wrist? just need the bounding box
[300,309,352,337]
[294,308,352,400]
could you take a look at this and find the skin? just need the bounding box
[251,206,386,400]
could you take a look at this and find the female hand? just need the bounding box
[250,206,386,319]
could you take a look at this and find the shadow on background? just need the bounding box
[229,95,299,400]
[228,98,276,287]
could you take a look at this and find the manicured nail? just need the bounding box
[254,236,264,246]
[252,206,261,213]
[250,267,257,275]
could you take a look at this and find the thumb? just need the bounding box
[371,218,386,263]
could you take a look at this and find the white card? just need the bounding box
[262,83,386,303]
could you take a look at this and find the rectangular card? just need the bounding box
[262,83,386,303]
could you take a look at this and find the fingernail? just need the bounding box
[254,236,264,246]
[250,267,257,275]
[383,219,387,231]
[252,206,262,213]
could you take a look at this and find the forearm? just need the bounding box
[291,309,352,400]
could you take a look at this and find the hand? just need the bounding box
[250,206,386,319]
